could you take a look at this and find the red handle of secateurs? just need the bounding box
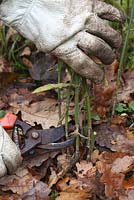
[0,113,17,129]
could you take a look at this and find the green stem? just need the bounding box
[83,79,93,161]
[114,0,134,112]
[65,86,72,157]
[74,73,80,159]
[0,26,7,55]
[127,0,130,15]
[65,87,71,140]
[57,60,62,123]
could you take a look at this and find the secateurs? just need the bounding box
[12,115,75,155]
[0,112,75,155]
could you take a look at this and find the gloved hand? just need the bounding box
[0,125,22,177]
[0,0,125,83]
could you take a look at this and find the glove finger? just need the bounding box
[0,126,22,175]
[93,0,126,23]
[77,32,115,65]
[86,15,122,48]
[53,40,104,83]
[0,156,7,177]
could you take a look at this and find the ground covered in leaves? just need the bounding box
[0,55,134,200]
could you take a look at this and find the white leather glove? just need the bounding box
[0,125,22,177]
[0,0,125,83]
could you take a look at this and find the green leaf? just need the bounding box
[33,83,72,94]
[115,103,127,113]
[128,101,134,111]
[91,113,100,121]
[0,110,6,118]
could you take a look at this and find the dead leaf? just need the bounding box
[56,191,90,200]
[76,161,94,179]
[10,97,61,129]
[0,57,12,73]
[25,152,59,169]
[99,151,127,164]
[93,84,116,117]
[91,149,100,163]
[119,190,134,200]
[94,122,125,149]
[21,47,31,57]
[110,115,127,125]
[0,72,17,89]
[126,128,134,140]
[117,70,134,103]
[28,52,57,82]
[22,57,33,68]
[0,194,20,200]
[6,27,17,43]
[56,177,91,200]
[111,135,134,155]
[57,154,70,171]
[97,160,125,198]
[0,168,38,195]
[48,168,59,188]
[75,161,97,194]
[97,152,134,199]
[123,176,134,190]
[21,181,51,200]
[111,156,134,174]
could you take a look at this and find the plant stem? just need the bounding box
[74,73,80,159]
[117,0,134,87]
[113,0,134,113]
[65,86,72,156]
[83,79,93,161]
[65,87,71,140]
[57,60,62,123]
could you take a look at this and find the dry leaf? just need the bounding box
[76,161,94,179]
[111,135,134,155]
[56,177,91,200]
[95,122,125,149]
[97,152,134,198]
[111,156,134,174]
[0,194,20,200]
[0,168,38,195]
[21,47,31,57]
[21,181,51,200]
[119,190,134,200]
[123,176,134,190]
[97,160,125,198]
[48,168,59,188]
[56,191,90,200]
[91,149,100,163]
[117,70,134,103]
[57,154,70,171]
[126,128,134,140]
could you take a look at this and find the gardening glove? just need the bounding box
[0,0,125,83]
[0,125,22,177]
